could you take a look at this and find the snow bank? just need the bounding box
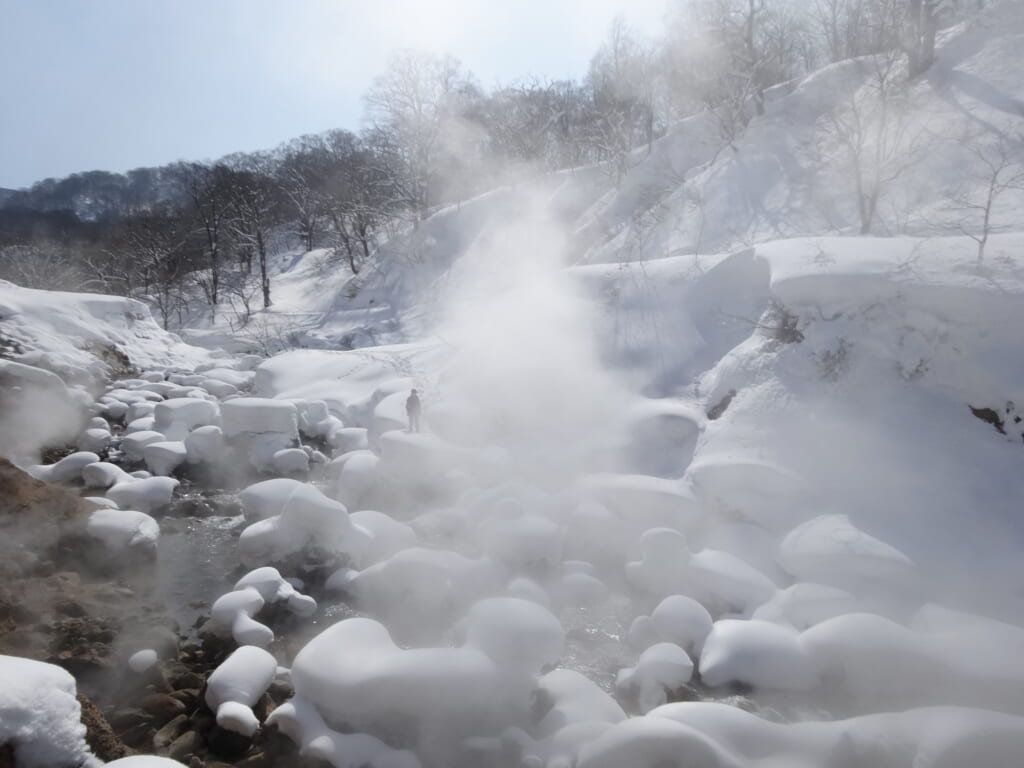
[205,645,278,736]
[86,507,159,552]
[0,655,95,768]
[239,482,355,568]
[699,620,820,691]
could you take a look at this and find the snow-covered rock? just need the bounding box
[86,507,159,552]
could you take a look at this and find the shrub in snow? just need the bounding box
[205,645,278,736]
[616,642,694,713]
[27,451,99,484]
[650,595,714,655]
[239,483,356,568]
[106,476,178,514]
[0,655,95,768]
[699,619,820,691]
[86,508,159,553]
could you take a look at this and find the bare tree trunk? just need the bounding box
[257,228,271,308]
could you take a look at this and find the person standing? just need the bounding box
[406,389,422,433]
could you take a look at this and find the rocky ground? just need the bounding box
[0,459,329,768]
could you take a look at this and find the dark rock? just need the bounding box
[235,751,270,768]
[118,721,155,750]
[109,708,152,731]
[153,713,190,750]
[252,692,276,721]
[143,625,181,659]
[168,665,204,691]
[140,693,187,725]
[78,693,134,761]
[190,710,216,733]
[267,679,293,704]
[167,729,202,762]
[170,688,201,712]
[56,599,88,617]
[0,743,14,768]
[206,724,253,758]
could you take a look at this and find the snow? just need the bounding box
[0,655,96,768]
[616,642,694,713]
[238,482,355,568]
[779,513,918,592]
[86,507,159,551]
[128,649,159,673]
[6,7,1024,767]
[27,451,99,484]
[649,595,714,655]
[699,620,821,691]
[205,645,278,736]
[105,476,178,514]
[286,617,505,765]
[143,441,187,476]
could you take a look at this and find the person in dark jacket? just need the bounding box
[406,389,421,433]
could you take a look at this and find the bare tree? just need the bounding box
[945,131,1024,263]
[224,153,281,308]
[173,162,231,308]
[820,51,922,233]
[364,51,480,220]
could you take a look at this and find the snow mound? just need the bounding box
[0,655,96,768]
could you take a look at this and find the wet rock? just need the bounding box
[77,694,134,761]
[167,729,202,762]
[170,688,201,712]
[267,679,293,704]
[144,625,181,659]
[109,708,152,731]
[172,669,205,690]
[191,709,216,734]
[235,751,271,768]
[206,724,253,758]
[56,599,88,618]
[0,744,14,768]
[118,720,156,750]
[140,692,187,725]
[153,713,190,750]
[252,692,277,721]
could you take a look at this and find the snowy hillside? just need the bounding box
[6,2,1024,768]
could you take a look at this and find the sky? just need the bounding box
[0,0,670,189]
